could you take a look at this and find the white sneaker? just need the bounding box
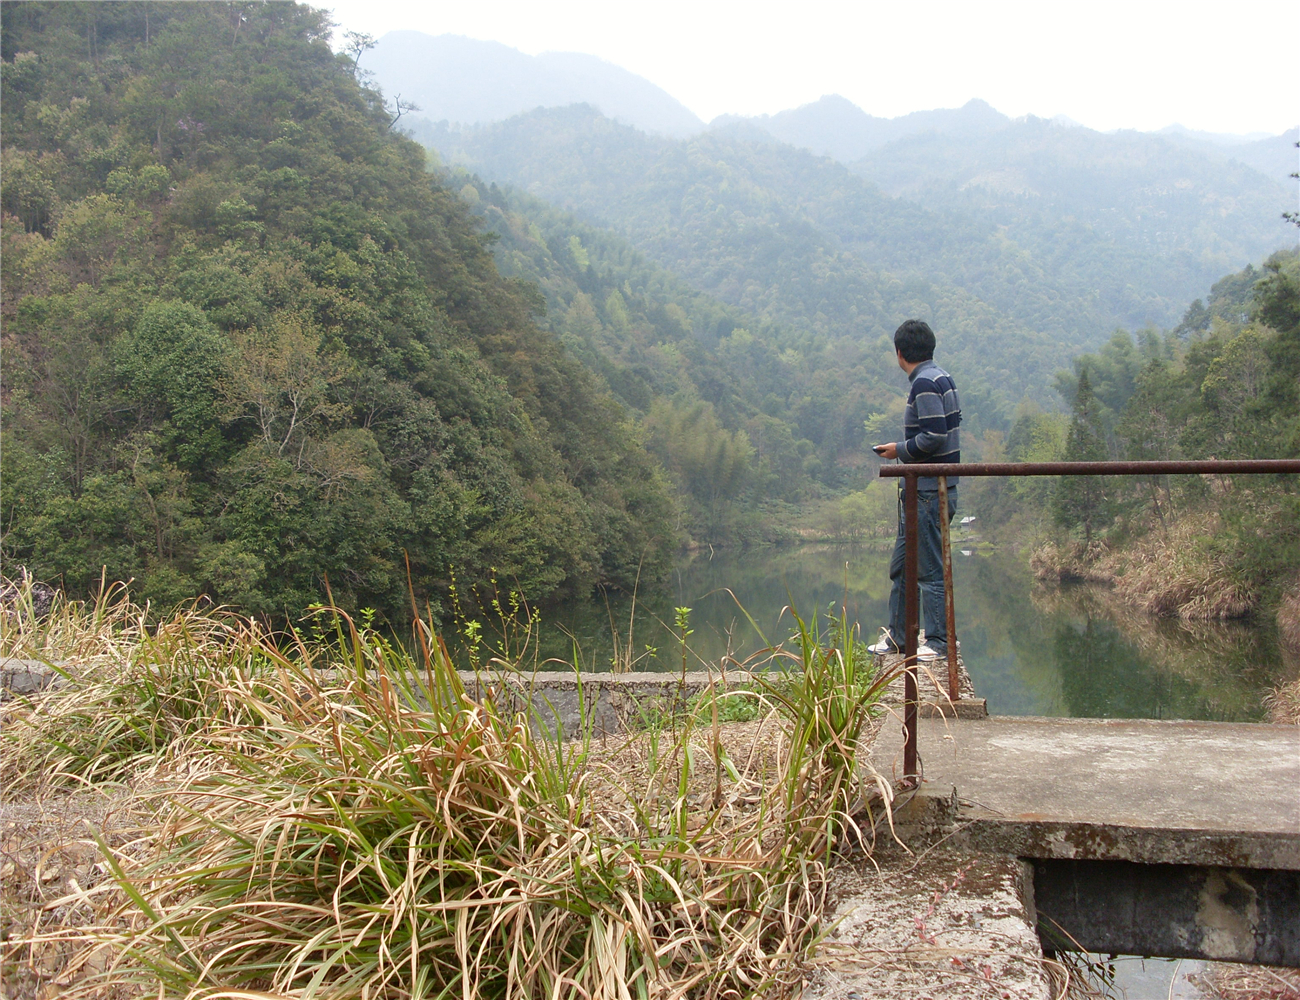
[867,631,938,660]
[867,630,900,655]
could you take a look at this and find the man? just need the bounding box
[869,319,961,660]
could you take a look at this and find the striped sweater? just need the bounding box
[895,359,962,489]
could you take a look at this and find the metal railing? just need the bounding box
[878,458,1300,786]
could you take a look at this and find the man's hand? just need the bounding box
[873,442,898,460]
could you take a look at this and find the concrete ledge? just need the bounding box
[867,787,1300,872]
[859,790,1300,965]
[869,716,1300,873]
[956,812,1300,870]
[4,658,970,734]
[919,698,987,719]
[460,669,967,737]
[458,670,758,737]
[458,669,750,692]
[808,850,1052,1000]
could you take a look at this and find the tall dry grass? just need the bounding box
[1278,582,1300,656]
[1109,512,1256,620]
[2,575,142,666]
[1265,678,1300,725]
[1032,511,1257,621]
[2,582,289,792]
[3,584,894,999]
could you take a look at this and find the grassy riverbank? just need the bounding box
[0,581,895,999]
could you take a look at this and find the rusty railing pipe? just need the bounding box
[938,476,959,702]
[880,459,1300,478]
[903,474,919,784]
[881,458,1300,790]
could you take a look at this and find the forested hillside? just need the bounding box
[447,180,906,537]
[0,2,677,618]
[983,250,1300,621]
[424,106,1085,427]
[848,118,1296,322]
[418,103,1294,343]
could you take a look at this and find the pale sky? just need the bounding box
[322,0,1300,137]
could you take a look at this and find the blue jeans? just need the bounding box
[887,489,957,655]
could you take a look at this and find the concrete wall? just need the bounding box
[457,670,756,738]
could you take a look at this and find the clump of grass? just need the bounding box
[1278,581,1300,654]
[1193,961,1300,999]
[1,574,138,666]
[1,583,286,793]
[758,604,897,856]
[691,686,766,724]
[1032,512,1260,621]
[12,599,893,999]
[1265,677,1300,725]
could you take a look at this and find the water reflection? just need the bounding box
[526,546,1289,722]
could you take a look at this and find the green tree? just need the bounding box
[1052,369,1111,545]
[1005,402,1068,510]
[1255,251,1300,455]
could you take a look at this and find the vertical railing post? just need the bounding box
[903,472,919,785]
[938,476,959,702]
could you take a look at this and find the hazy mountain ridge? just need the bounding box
[360,32,704,137]
[714,95,1012,162]
[420,101,1283,346]
[724,93,1294,180]
[424,106,1081,425]
[731,96,1294,276]
[1158,126,1299,183]
[845,116,1294,314]
[366,35,1293,308]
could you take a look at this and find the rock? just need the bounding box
[0,569,57,619]
[0,659,61,699]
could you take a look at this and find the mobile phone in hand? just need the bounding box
[872,444,888,455]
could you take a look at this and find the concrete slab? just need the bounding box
[806,851,1052,1000]
[867,716,1300,869]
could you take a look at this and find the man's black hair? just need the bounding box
[894,319,936,363]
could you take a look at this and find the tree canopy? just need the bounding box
[1,2,676,620]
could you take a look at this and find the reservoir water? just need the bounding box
[518,544,1291,723]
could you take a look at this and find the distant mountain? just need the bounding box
[423,106,1104,425]
[427,103,1292,342]
[717,96,1010,162]
[360,31,704,137]
[727,94,1295,199]
[1158,126,1299,186]
[846,116,1294,274]
[1158,123,1274,146]
[712,93,1292,288]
